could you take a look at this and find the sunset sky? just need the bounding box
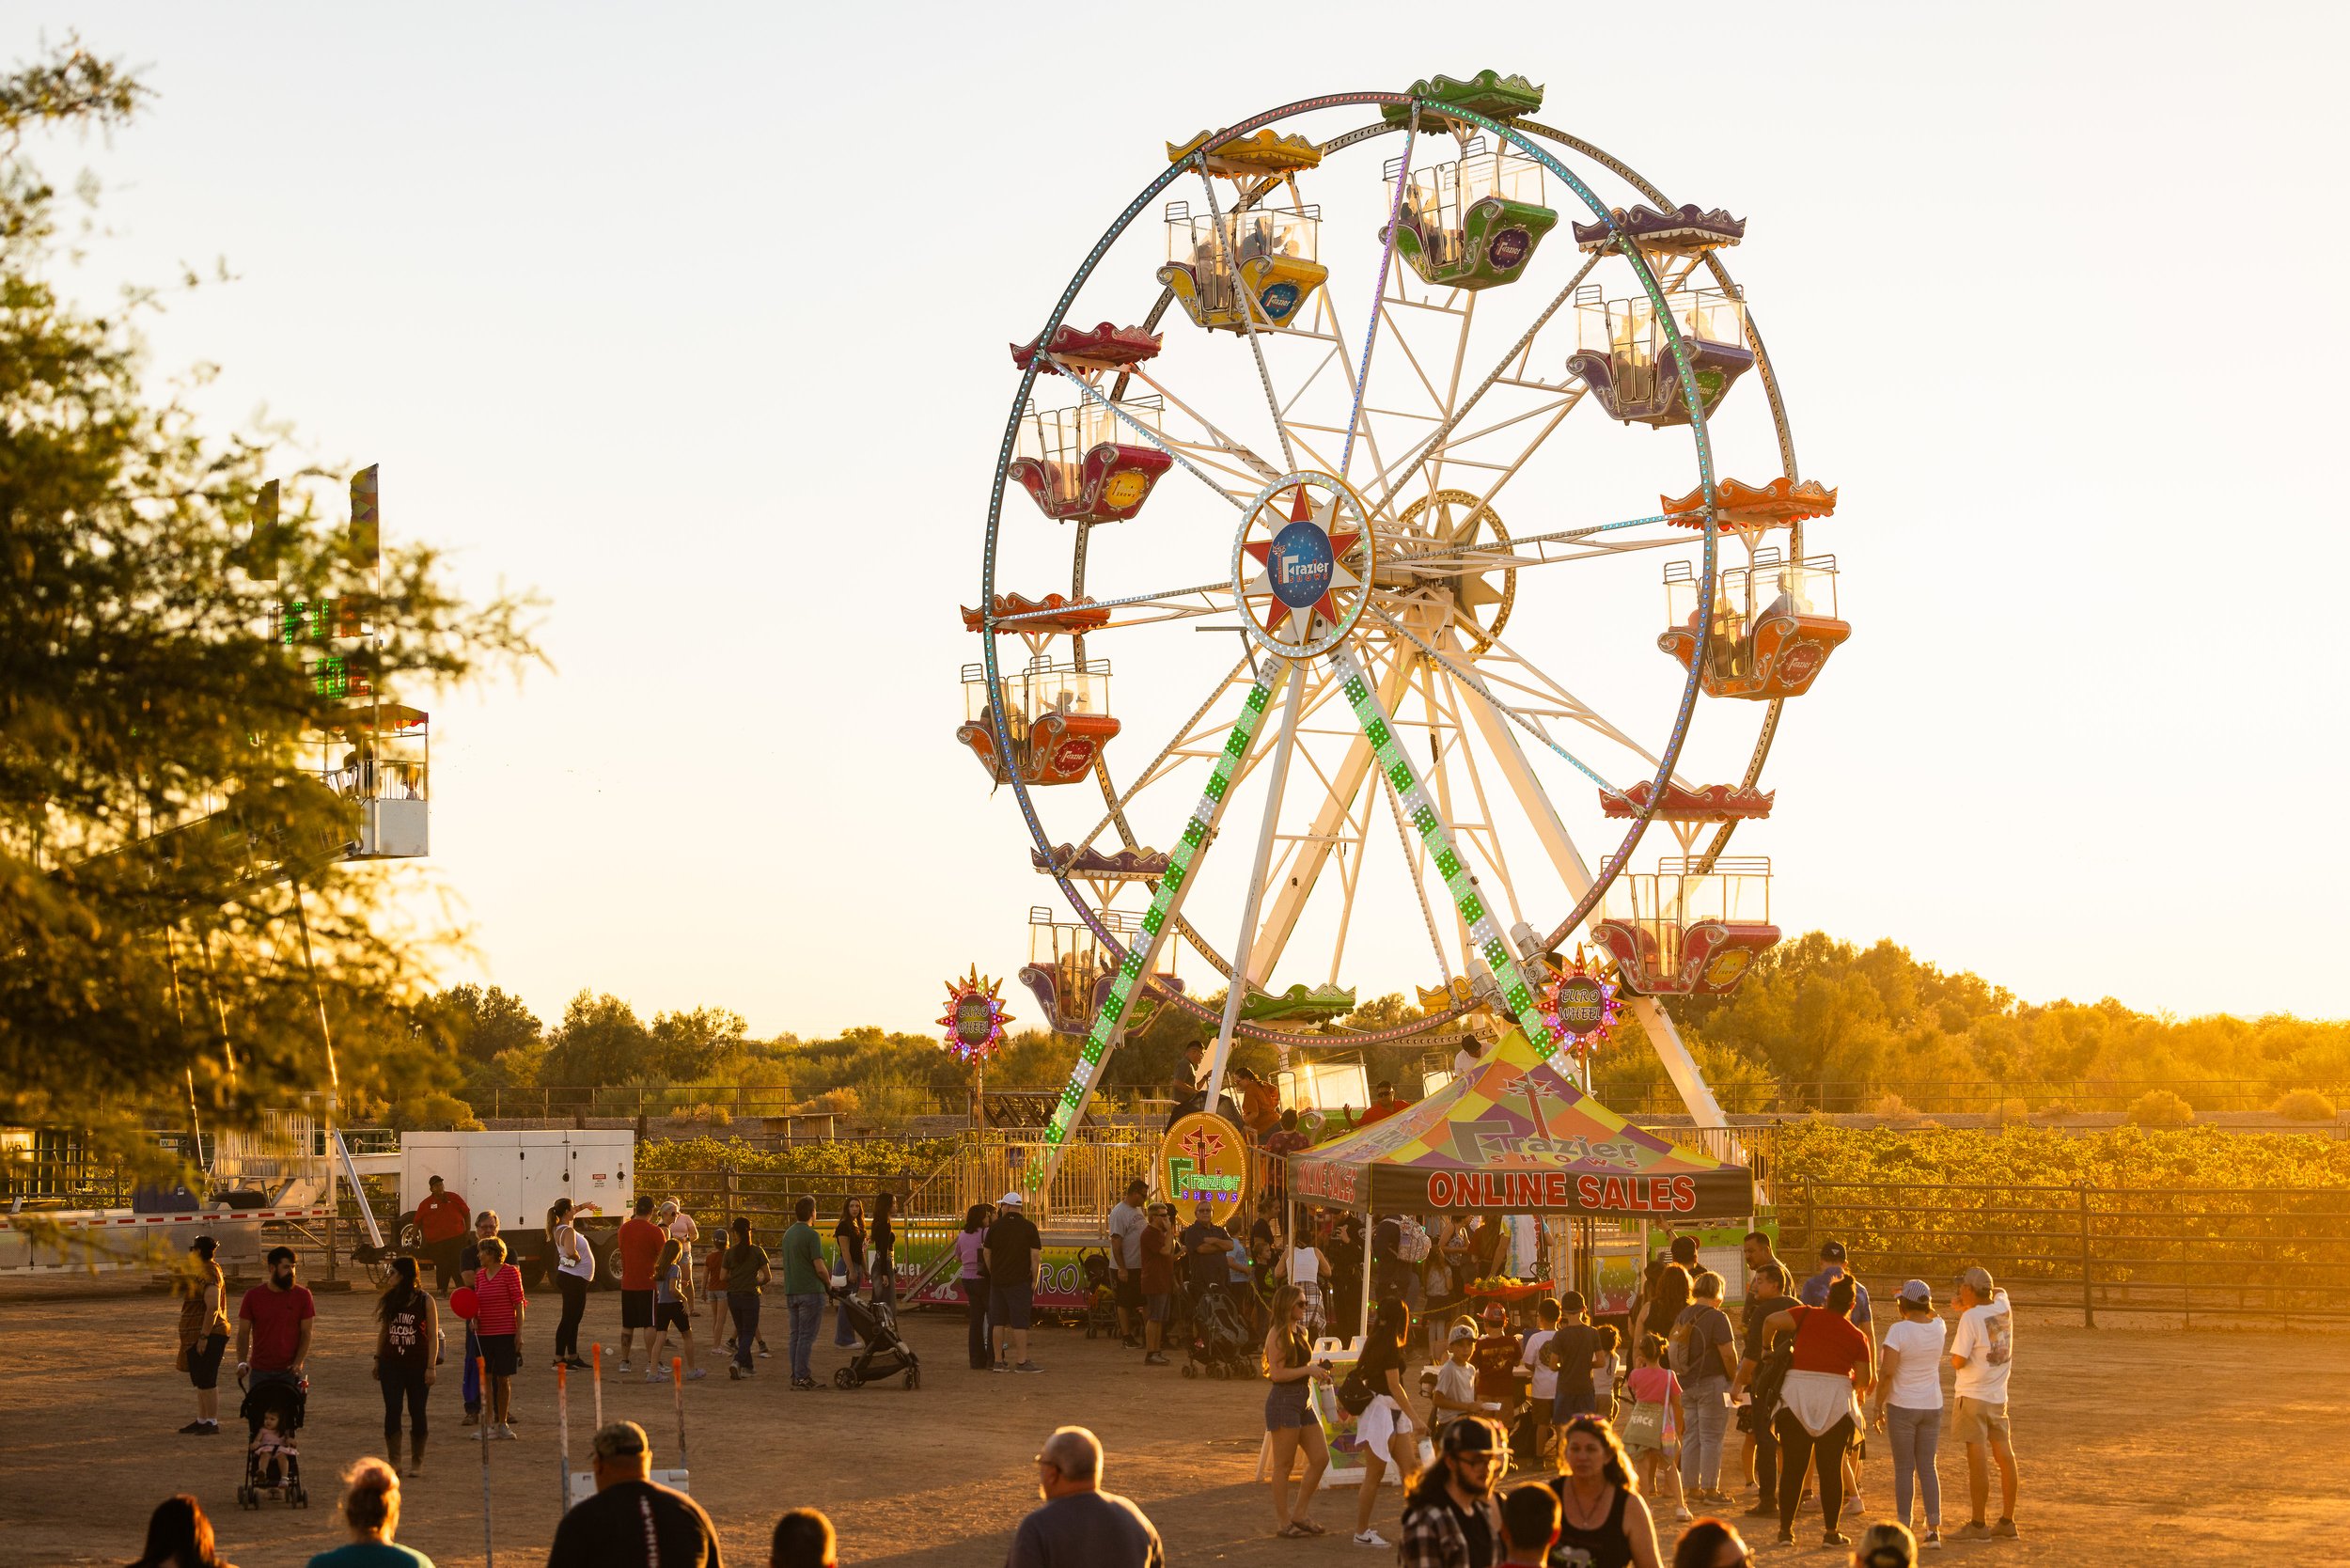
[13,3,2346,1035]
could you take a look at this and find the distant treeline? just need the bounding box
[364,934,2348,1129]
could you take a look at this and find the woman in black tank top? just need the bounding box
[1547,1415,1662,1568]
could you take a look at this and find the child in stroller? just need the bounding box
[1178,1279,1258,1380]
[237,1374,308,1508]
[825,1280,921,1389]
[1079,1247,1120,1340]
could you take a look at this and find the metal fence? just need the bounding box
[1777,1176,2350,1324]
[1592,1077,2341,1117]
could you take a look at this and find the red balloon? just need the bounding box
[448,1285,479,1320]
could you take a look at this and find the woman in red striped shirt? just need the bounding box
[471,1236,527,1440]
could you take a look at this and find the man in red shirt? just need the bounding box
[413,1174,470,1294]
[616,1195,666,1372]
[1357,1080,1412,1127]
[234,1246,315,1386]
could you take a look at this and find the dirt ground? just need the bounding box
[8,1287,2347,1565]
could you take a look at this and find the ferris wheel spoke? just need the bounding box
[1468,629,1690,784]
[1365,604,1620,793]
[1192,165,1298,474]
[1051,356,1252,514]
[1239,641,1415,984]
[1426,664,1532,934]
[1327,642,1564,1058]
[1363,248,1606,514]
[1064,652,1255,861]
[1127,367,1284,487]
[1204,657,1308,1091]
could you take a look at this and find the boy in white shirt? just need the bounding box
[1949,1264,2019,1541]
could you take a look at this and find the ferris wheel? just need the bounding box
[961,72,1848,1174]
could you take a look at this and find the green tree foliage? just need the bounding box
[647,1006,746,1080]
[1660,933,2350,1109]
[0,39,538,1150]
[539,992,650,1087]
[431,983,543,1066]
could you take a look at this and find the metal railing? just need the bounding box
[1778,1176,2350,1324]
[1592,1077,2342,1117]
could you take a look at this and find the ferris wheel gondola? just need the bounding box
[962,72,1850,1183]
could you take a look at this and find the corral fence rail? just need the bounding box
[1595,1077,2347,1117]
[1778,1176,2350,1325]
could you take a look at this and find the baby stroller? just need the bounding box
[828,1280,921,1389]
[235,1373,308,1508]
[1078,1247,1120,1340]
[1178,1281,1257,1380]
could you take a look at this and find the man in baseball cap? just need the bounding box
[1398,1415,1507,1564]
[1801,1240,1872,1328]
[1950,1265,2018,1540]
[983,1189,1043,1373]
[1871,1281,1947,1544]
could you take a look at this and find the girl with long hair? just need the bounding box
[1261,1282,1331,1537]
[955,1202,993,1370]
[545,1198,592,1371]
[127,1495,231,1568]
[1549,1415,1663,1568]
[373,1256,438,1476]
[1351,1295,1422,1549]
[1644,1261,1692,1344]
[832,1198,868,1347]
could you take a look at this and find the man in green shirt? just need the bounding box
[780,1194,827,1390]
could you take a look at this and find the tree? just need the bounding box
[539,992,651,1088]
[648,1006,746,1080]
[0,39,538,1152]
[432,984,543,1066]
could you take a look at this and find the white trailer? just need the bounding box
[392,1130,634,1284]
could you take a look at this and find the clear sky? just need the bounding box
[13,3,2347,1036]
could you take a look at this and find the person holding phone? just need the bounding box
[1261,1282,1331,1537]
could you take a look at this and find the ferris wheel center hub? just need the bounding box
[1231,470,1374,660]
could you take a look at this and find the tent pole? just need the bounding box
[1358,1207,1373,1347]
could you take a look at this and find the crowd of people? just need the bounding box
[149,1159,2020,1566]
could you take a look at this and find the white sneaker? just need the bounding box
[1354,1529,1390,1548]
[618,1361,632,1372]
[1673,1505,1694,1522]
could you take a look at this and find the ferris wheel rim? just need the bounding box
[979,88,1759,1045]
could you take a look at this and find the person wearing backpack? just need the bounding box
[1731,1262,1793,1520]
[1671,1270,1740,1507]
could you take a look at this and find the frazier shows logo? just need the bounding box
[1424,1170,1698,1214]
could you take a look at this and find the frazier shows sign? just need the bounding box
[1425,1169,1700,1214]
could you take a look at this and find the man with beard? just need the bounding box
[1396,1415,1507,1568]
[234,1245,315,1390]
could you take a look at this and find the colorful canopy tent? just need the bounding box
[1288,1027,1752,1219]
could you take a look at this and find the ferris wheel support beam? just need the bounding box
[1328,642,1564,1060]
[1027,663,1292,1200]
[1204,656,1308,1105]
[1241,649,1418,987]
[1443,646,1731,1132]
